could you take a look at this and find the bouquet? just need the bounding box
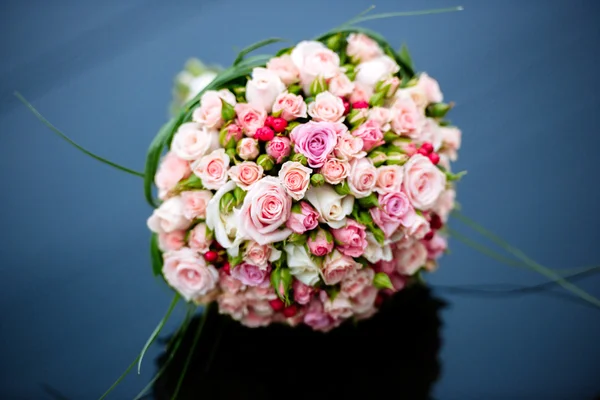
[147,31,462,331]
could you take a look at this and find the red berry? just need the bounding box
[255,126,274,141]
[341,97,351,115]
[222,262,231,275]
[429,214,443,230]
[271,117,288,133]
[213,241,223,250]
[417,147,430,156]
[283,304,298,318]
[424,231,435,241]
[420,142,434,154]
[428,152,440,165]
[204,251,218,263]
[269,298,285,312]
[265,115,275,128]
[352,100,369,109]
[375,294,385,307]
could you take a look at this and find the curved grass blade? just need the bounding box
[335,5,376,30]
[451,211,600,308]
[98,355,140,400]
[133,305,196,400]
[233,38,288,66]
[171,303,213,400]
[14,92,145,178]
[350,6,463,24]
[150,233,163,276]
[137,294,180,374]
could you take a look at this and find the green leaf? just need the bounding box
[233,185,246,205]
[15,92,145,179]
[398,43,415,72]
[358,193,379,208]
[373,272,394,290]
[150,234,163,276]
[220,98,236,121]
[287,232,308,246]
[229,252,244,267]
[233,38,288,66]
[370,226,385,245]
[334,181,351,196]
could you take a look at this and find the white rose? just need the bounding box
[355,55,400,88]
[284,244,321,286]
[206,181,244,254]
[363,232,392,263]
[147,196,190,234]
[304,185,354,229]
[170,122,214,161]
[246,67,286,113]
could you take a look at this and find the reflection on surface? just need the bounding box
[151,285,445,400]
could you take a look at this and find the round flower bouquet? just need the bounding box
[15,5,600,399]
[147,31,461,331]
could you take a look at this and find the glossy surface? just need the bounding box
[1,0,599,399]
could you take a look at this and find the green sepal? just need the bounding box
[333,181,351,196]
[383,131,400,143]
[229,252,244,268]
[398,43,415,73]
[369,225,385,245]
[287,232,308,246]
[270,267,293,304]
[287,84,302,95]
[426,102,453,119]
[356,210,374,228]
[219,192,235,214]
[373,272,394,290]
[220,98,236,121]
[358,193,379,208]
[369,91,385,107]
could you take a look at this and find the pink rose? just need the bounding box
[403,154,446,210]
[320,157,350,185]
[162,248,219,301]
[224,123,244,143]
[228,161,263,190]
[440,126,461,161]
[191,148,230,190]
[308,91,346,123]
[237,176,292,245]
[395,241,428,275]
[246,67,286,113]
[432,188,456,223]
[278,161,312,201]
[352,120,384,151]
[235,103,267,137]
[266,54,300,85]
[370,191,416,238]
[341,268,374,298]
[417,72,443,104]
[335,132,366,161]
[171,122,215,161]
[244,241,281,270]
[181,190,212,220]
[322,250,359,285]
[320,290,353,319]
[390,97,422,138]
[398,86,428,111]
[303,299,334,331]
[293,279,314,305]
[349,81,374,104]
[147,196,190,234]
[272,92,307,121]
[188,222,212,252]
[158,230,186,252]
[266,136,291,163]
[192,89,236,129]
[425,234,447,259]
[290,41,340,91]
[368,107,392,131]
[352,285,378,314]
[241,311,272,328]
[237,138,259,161]
[375,165,404,194]
[219,270,245,294]
[407,214,431,240]
[286,201,319,234]
[331,219,368,258]
[230,262,271,287]
[307,228,334,256]
[347,157,377,198]
[327,72,355,97]
[154,152,191,200]
[416,118,442,150]
[290,121,338,168]
[346,33,383,63]
[355,55,399,87]
[217,292,247,320]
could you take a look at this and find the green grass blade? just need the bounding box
[233,38,288,66]
[14,92,145,178]
[133,305,196,400]
[97,355,141,400]
[150,233,163,276]
[137,294,180,374]
[350,6,463,23]
[171,303,213,400]
[451,211,600,308]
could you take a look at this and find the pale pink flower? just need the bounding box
[417,72,443,103]
[368,106,392,132]
[191,148,230,190]
[307,228,334,257]
[272,92,307,121]
[347,157,377,198]
[235,103,267,137]
[440,126,461,161]
[158,230,186,252]
[341,268,375,298]
[407,214,431,240]
[320,157,350,185]
[246,67,286,113]
[403,154,446,210]
[228,161,263,190]
[219,270,245,294]
[290,121,338,168]
[375,165,404,194]
[355,55,399,87]
[334,132,366,161]
[290,41,341,91]
[147,196,190,234]
[352,119,385,151]
[244,241,281,270]
[308,91,346,123]
[170,122,215,161]
[188,222,212,253]
[192,89,236,129]
[390,97,422,138]
[395,241,428,275]
[320,290,353,319]
[237,138,259,161]
[322,250,359,286]
[426,234,447,259]
[331,219,368,258]
[346,33,383,63]
[217,292,247,320]
[432,188,456,223]
[155,152,191,200]
[230,262,271,287]
[327,72,355,97]
[278,161,312,201]
[181,190,212,220]
[286,201,319,234]
[293,279,315,305]
[349,81,374,104]
[370,191,416,238]
[162,248,219,301]
[266,136,291,163]
[266,54,301,85]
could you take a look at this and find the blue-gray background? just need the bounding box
[1,0,599,399]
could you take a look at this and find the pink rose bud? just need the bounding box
[352,120,385,152]
[230,262,271,287]
[307,228,334,256]
[237,138,260,160]
[235,103,267,137]
[158,230,186,252]
[331,219,368,258]
[286,201,319,234]
[266,136,291,164]
[292,279,315,305]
